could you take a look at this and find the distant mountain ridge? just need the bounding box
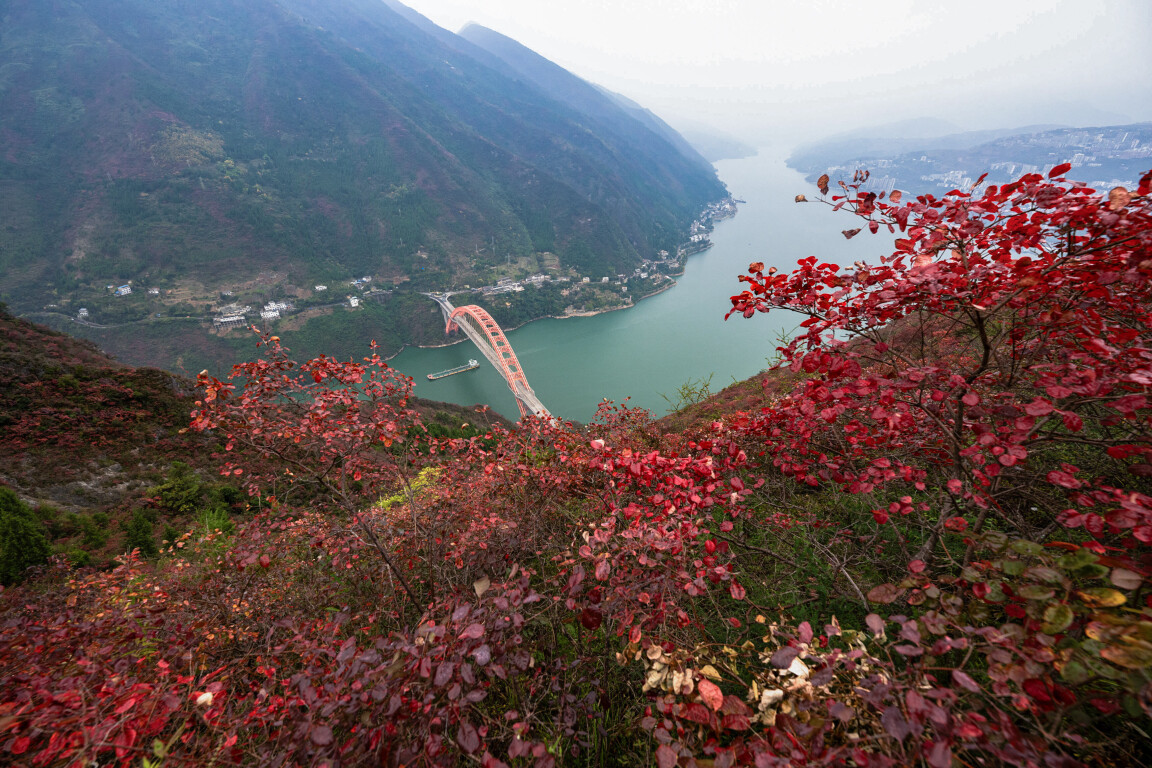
[789,122,1152,195]
[0,0,725,368]
[788,123,1069,171]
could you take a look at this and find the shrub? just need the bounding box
[0,488,51,585]
[122,509,159,558]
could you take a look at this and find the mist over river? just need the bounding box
[389,146,894,422]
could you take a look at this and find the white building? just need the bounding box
[348,296,360,308]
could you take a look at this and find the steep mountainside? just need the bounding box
[0,0,725,369]
[458,23,714,174]
[0,304,509,568]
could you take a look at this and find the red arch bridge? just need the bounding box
[427,293,551,419]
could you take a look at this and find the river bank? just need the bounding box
[386,146,896,422]
[406,254,688,353]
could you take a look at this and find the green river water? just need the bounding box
[388,146,893,422]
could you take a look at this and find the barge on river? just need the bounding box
[427,359,480,380]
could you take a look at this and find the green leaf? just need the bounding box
[1042,603,1074,634]
[1058,549,1098,570]
[1082,654,1125,680]
[982,531,1009,550]
[1025,566,1066,585]
[1078,564,1110,579]
[1019,585,1056,600]
[1001,559,1026,576]
[1059,659,1090,685]
[1010,540,1045,557]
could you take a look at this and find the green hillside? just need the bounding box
[0,0,725,370]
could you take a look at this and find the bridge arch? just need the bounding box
[438,300,550,419]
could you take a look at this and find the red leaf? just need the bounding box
[579,607,602,630]
[952,669,980,692]
[1139,170,1152,196]
[729,581,746,600]
[722,714,751,731]
[1024,399,1054,417]
[1048,163,1072,178]
[881,706,911,741]
[594,559,611,581]
[699,678,724,711]
[457,723,482,754]
[259,554,271,568]
[927,740,952,768]
[1047,470,1082,489]
[867,583,903,604]
[1023,678,1052,702]
[842,228,862,240]
[770,646,799,668]
[310,724,333,746]
[459,623,485,640]
[830,701,855,722]
[680,702,712,724]
[656,744,679,768]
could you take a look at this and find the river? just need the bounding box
[388,145,893,422]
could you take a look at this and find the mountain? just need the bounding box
[0,0,725,370]
[787,122,1068,173]
[457,23,715,171]
[790,122,1152,196]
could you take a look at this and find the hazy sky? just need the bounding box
[398,0,1152,143]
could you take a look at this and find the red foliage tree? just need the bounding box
[684,166,1152,764]
[190,333,425,511]
[5,168,1152,768]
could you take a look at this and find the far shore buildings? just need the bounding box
[213,314,246,329]
[213,302,254,329]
